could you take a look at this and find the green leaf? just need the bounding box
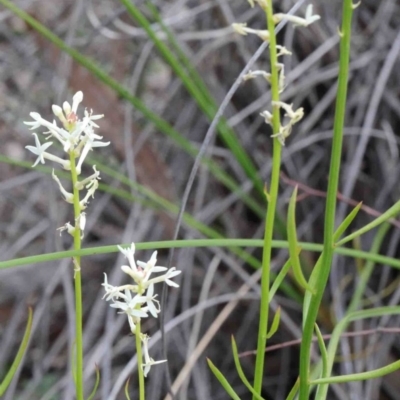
[287,187,314,293]
[337,198,400,246]
[231,337,265,400]
[285,377,300,400]
[269,257,293,301]
[0,307,33,396]
[311,358,400,385]
[314,324,328,378]
[124,378,132,400]
[86,365,100,400]
[266,307,281,339]
[333,202,362,243]
[207,358,241,400]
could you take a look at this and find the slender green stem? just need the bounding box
[253,2,282,397]
[69,152,84,400]
[135,321,145,400]
[298,1,355,398]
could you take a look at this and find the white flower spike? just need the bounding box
[103,243,181,377]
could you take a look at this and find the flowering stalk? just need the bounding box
[233,2,320,398]
[103,243,181,397]
[25,91,109,400]
[252,2,282,397]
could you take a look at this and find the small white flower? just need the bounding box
[142,284,160,318]
[142,335,166,378]
[243,70,272,82]
[25,91,107,159]
[164,267,182,287]
[79,178,99,209]
[75,129,110,175]
[57,221,75,236]
[75,165,100,190]
[102,273,123,301]
[137,251,168,283]
[25,132,71,170]
[273,4,320,28]
[232,23,270,41]
[146,267,182,288]
[25,133,53,167]
[276,45,292,57]
[272,101,304,123]
[52,170,74,203]
[78,212,86,238]
[260,110,273,125]
[110,289,148,317]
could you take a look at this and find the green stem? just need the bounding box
[298,1,354,398]
[253,2,282,397]
[69,151,84,400]
[135,321,145,400]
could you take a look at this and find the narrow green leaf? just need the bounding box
[264,184,271,203]
[231,337,265,400]
[333,202,362,242]
[287,187,314,293]
[86,365,100,400]
[0,307,33,395]
[314,324,328,378]
[266,307,281,339]
[337,198,400,246]
[285,377,300,400]
[269,257,293,302]
[311,357,400,385]
[124,378,132,400]
[207,358,241,400]
[302,256,322,326]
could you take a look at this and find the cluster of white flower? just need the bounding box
[233,4,320,145]
[103,243,181,377]
[25,91,110,236]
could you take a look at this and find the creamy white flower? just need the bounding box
[75,165,100,190]
[273,4,320,27]
[52,170,74,203]
[141,284,160,318]
[142,335,166,378]
[75,129,110,175]
[243,70,272,82]
[79,178,99,209]
[232,23,270,41]
[25,91,107,157]
[25,133,71,169]
[25,133,52,166]
[57,221,75,236]
[102,273,124,301]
